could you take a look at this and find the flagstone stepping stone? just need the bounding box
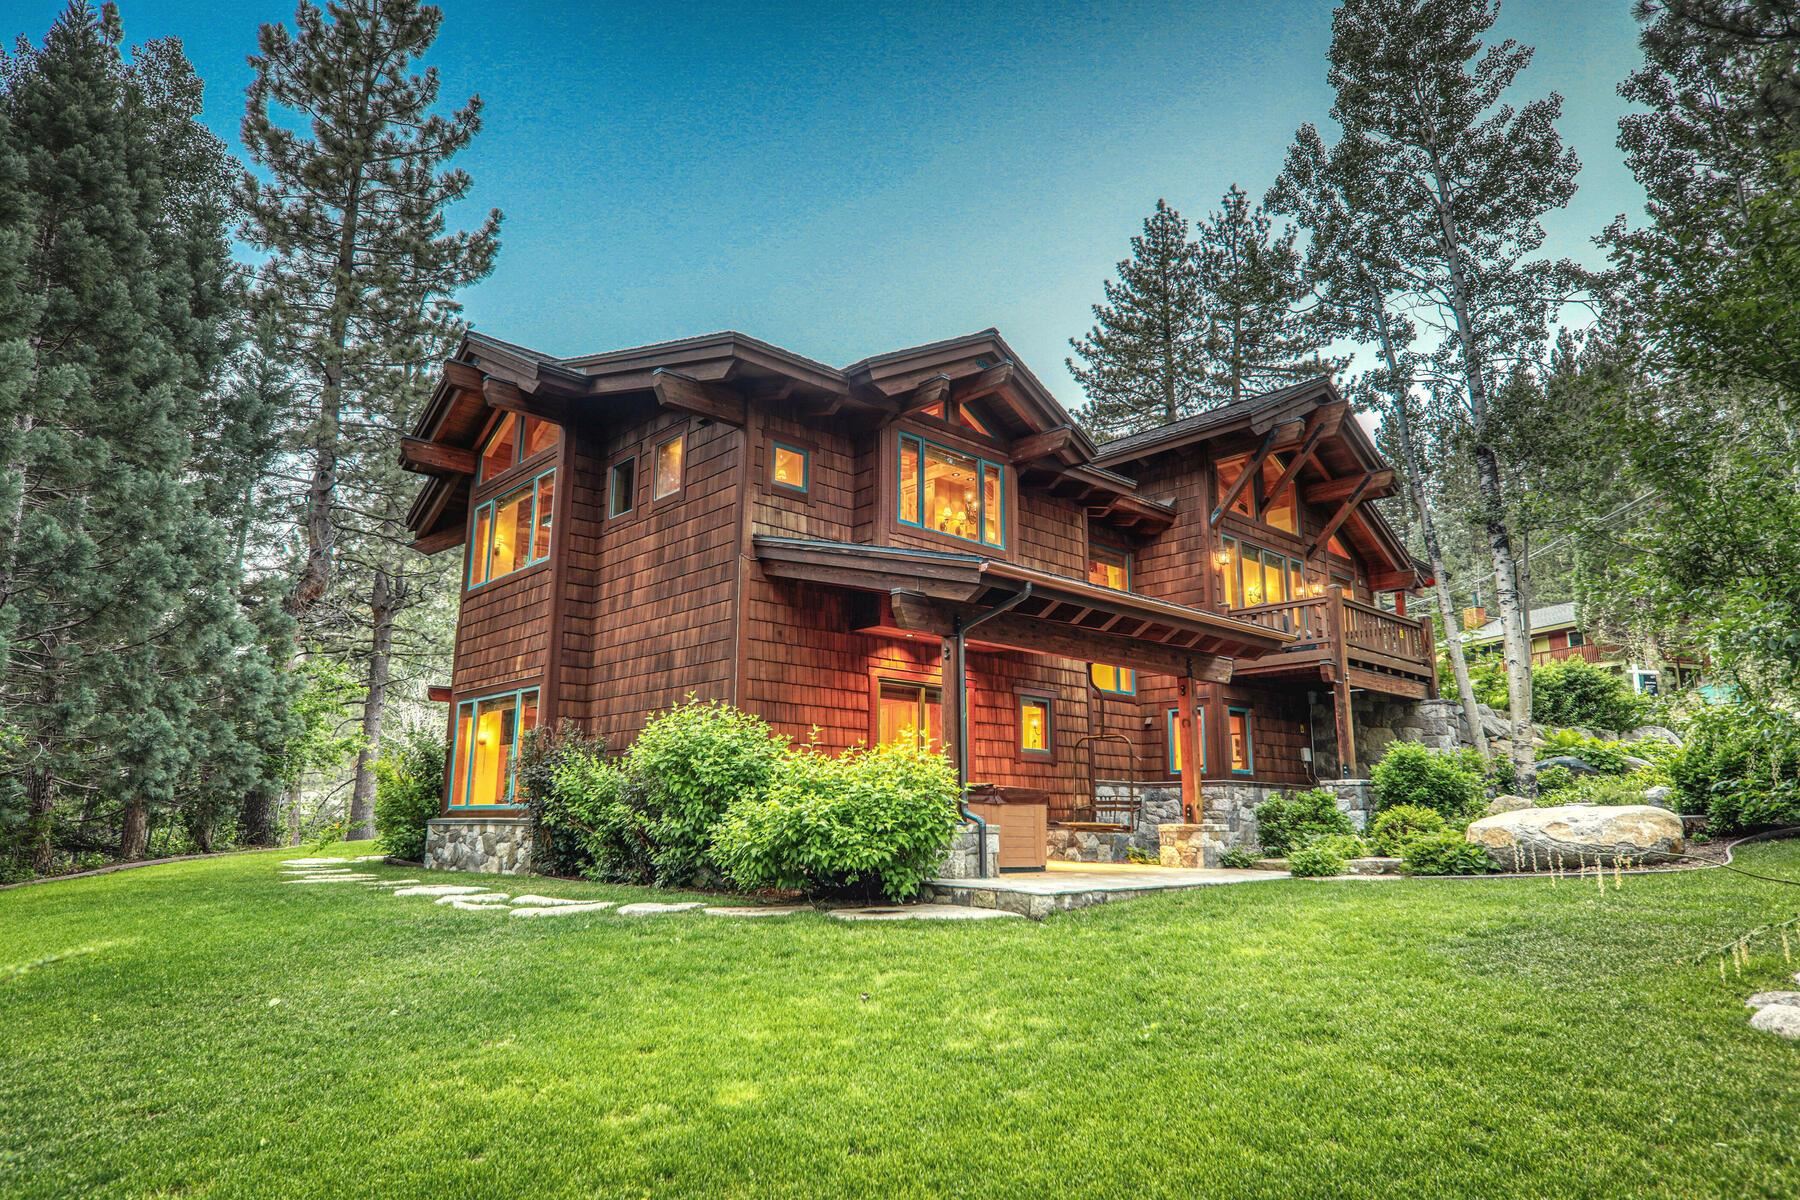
[282,865,351,873]
[352,855,387,862]
[284,873,379,884]
[392,884,493,897]
[616,902,703,917]
[831,903,1024,921]
[509,901,616,918]
[360,879,420,887]
[448,899,513,912]
[1749,1004,1800,1040]
[703,905,808,918]
[509,895,591,907]
[434,892,508,905]
[1746,991,1800,1010]
[281,858,348,867]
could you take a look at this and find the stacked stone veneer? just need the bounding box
[1046,783,1180,863]
[1194,778,1374,862]
[935,819,1003,879]
[1311,695,1466,779]
[423,817,534,875]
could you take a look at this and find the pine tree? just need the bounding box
[239,0,499,839]
[1067,199,1210,438]
[1303,0,1586,791]
[1193,184,1338,404]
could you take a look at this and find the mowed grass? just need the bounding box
[3,843,1798,1199]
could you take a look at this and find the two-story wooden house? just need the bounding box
[402,328,1441,874]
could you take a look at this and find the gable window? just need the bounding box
[450,687,540,807]
[1567,630,1585,648]
[1228,706,1254,775]
[608,457,635,518]
[1215,455,1255,519]
[1018,693,1052,759]
[1326,533,1352,560]
[1090,663,1134,695]
[654,433,685,499]
[478,412,560,481]
[467,469,554,588]
[877,681,941,751]
[1218,537,1303,610]
[896,433,1005,548]
[772,442,809,493]
[958,403,995,437]
[1088,543,1130,591]
[1167,706,1206,775]
[1217,451,1297,532]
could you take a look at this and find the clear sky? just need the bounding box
[41,0,1648,398]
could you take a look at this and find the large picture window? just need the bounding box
[876,681,941,751]
[896,433,1005,548]
[1218,536,1309,610]
[478,412,559,482]
[450,687,540,807]
[467,469,554,588]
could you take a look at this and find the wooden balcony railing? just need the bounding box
[1531,643,1601,666]
[1232,588,1435,689]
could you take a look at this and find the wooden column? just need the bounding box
[1326,584,1357,778]
[1175,669,1203,822]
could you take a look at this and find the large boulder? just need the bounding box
[1626,725,1683,746]
[1538,754,1601,776]
[1465,804,1685,871]
[1485,793,1533,816]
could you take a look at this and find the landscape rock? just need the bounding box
[392,884,493,897]
[434,892,507,905]
[616,901,703,916]
[509,895,590,907]
[448,899,512,912]
[703,905,808,917]
[1626,725,1683,745]
[280,857,347,867]
[1749,1005,1800,1040]
[1746,991,1800,1010]
[509,902,616,918]
[1464,804,1685,870]
[1485,794,1534,816]
[284,873,378,883]
[1644,785,1673,805]
[1538,755,1601,776]
[1345,856,1403,876]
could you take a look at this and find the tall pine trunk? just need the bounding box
[347,567,394,840]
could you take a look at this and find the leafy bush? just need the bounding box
[1286,840,1349,877]
[1369,804,1448,856]
[1466,656,1510,709]
[1311,833,1369,858]
[1531,658,1647,731]
[1534,763,1576,798]
[1670,702,1800,832]
[1400,830,1493,875]
[1535,730,1632,775]
[372,726,445,861]
[1370,743,1484,821]
[1219,846,1260,869]
[711,741,960,901]
[517,724,653,882]
[626,698,787,886]
[1253,788,1352,856]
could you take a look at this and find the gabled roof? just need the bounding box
[1090,377,1335,467]
[1466,602,1579,644]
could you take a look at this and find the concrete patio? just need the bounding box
[923,859,1292,919]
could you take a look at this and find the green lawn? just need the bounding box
[3,844,1798,1199]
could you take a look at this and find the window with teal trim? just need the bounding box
[449,687,540,807]
[1167,706,1206,775]
[467,468,554,589]
[1089,663,1135,695]
[1228,706,1254,775]
[896,432,1005,548]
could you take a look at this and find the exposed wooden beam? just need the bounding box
[1209,426,1280,526]
[651,368,746,426]
[426,684,453,703]
[410,526,465,556]
[889,592,1233,681]
[1263,410,1332,501]
[442,359,484,394]
[398,436,476,477]
[1309,472,1380,554]
[1010,426,1077,464]
[1303,468,1394,506]
[949,360,1014,405]
[483,376,569,422]
[1368,569,1423,592]
[901,373,952,414]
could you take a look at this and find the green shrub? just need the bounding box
[1311,833,1369,858]
[1368,804,1447,856]
[1466,656,1510,709]
[1253,788,1352,856]
[711,740,960,901]
[1286,840,1348,877]
[1539,772,1661,808]
[1401,830,1493,875]
[372,726,446,862]
[517,724,649,881]
[1535,729,1633,775]
[1670,702,1800,832]
[1531,658,1646,731]
[1534,763,1576,798]
[1219,846,1260,869]
[1370,743,1484,821]
[627,698,787,886]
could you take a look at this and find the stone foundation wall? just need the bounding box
[1311,694,1466,779]
[1197,778,1375,855]
[423,817,534,875]
[936,820,1003,879]
[1046,826,1138,863]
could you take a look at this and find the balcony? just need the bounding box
[1531,643,1602,666]
[1228,588,1437,699]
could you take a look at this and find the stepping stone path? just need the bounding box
[1743,975,1800,1042]
[831,903,1024,921]
[285,873,379,884]
[511,902,616,918]
[703,905,808,918]
[448,899,513,912]
[393,884,493,897]
[510,895,591,907]
[434,892,508,905]
[1745,991,1800,1010]
[616,902,704,917]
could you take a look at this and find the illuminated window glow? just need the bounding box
[1090,663,1135,695]
[772,442,809,492]
[1019,695,1051,756]
[478,411,559,481]
[896,433,1005,548]
[1088,545,1130,591]
[467,468,554,588]
[877,681,941,751]
[1228,706,1254,775]
[1167,706,1206,775]
[449,687,540,807]
[654,434,685,499]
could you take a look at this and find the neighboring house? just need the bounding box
[402,328,1444,872]
[1461,602,1701,695]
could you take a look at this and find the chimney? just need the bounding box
[1461,606,1488,631]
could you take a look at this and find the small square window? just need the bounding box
[608,458,635,518]
[654,434,685,499]
[1228,707,1254,775]
[772,443,809,492]
[1090,664,1135,695]
[1167,706,1206,775]
[1018,695,1052,757]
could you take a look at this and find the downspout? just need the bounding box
[953,582,1034,878]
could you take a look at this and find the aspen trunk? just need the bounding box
[347,567,394,841]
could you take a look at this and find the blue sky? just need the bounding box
[62,0,1646,398]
